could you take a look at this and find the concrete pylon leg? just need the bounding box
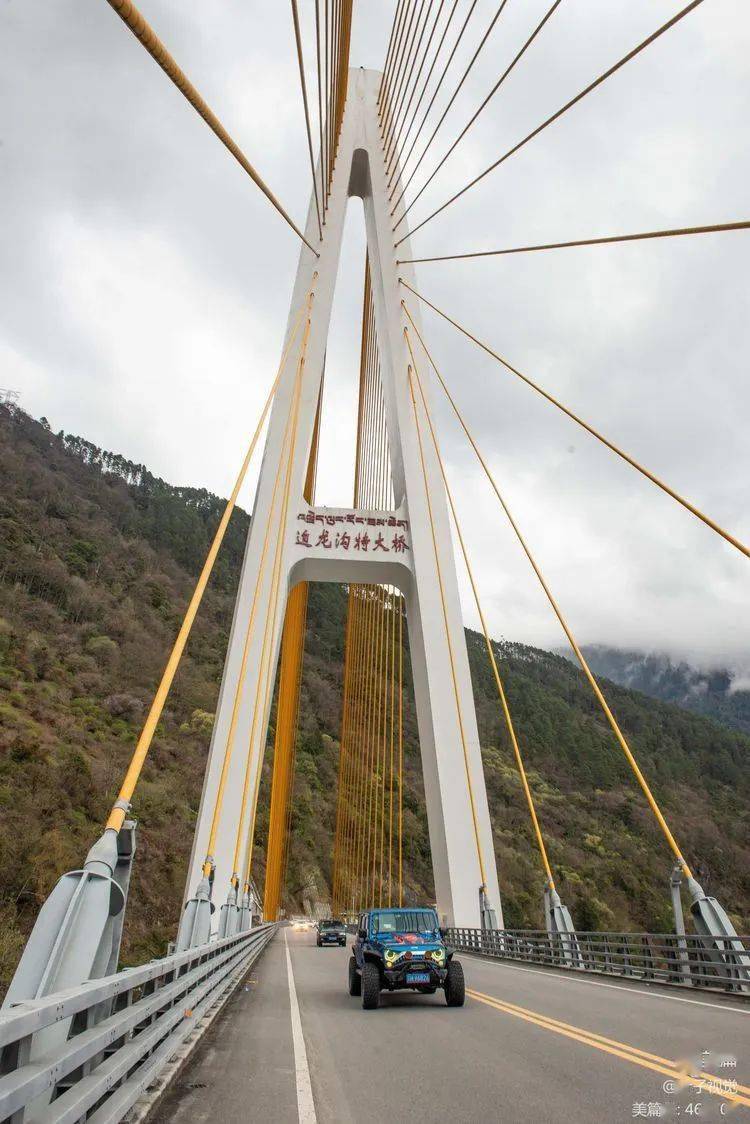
[176,873,214,951]
[3,823,135,1008]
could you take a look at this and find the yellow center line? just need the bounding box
[466,989,750,1110]
[471,987,750,1087]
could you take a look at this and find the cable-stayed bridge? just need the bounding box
[1,1,749,1120]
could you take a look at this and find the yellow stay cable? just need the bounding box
[340,591,364,908]
[405,346,487,887]
[380,0,422,153]
[377,373,391,907]
[380,435,393,908]
[398,594,404,906]
[374,306,391,906]
[203,431,290,877]
[350,591,368,909]
[264,348,322,915]
[365,587,379,902]
[106,305,306,835]
[290,0,323,241]
[358,319,380,905]
[103,0,318,256]
[349,589,368,909]
[401,282,749,561]
[378,585,388,906]
[370,415,386,902]
[335,287,366,912]
[374,585,388,904]
[353,592,369,909]
[340,589,363,909]
[358,591,376,908]
[382,589,391,908]
[388,585,397,906]
[203,293,314,877]
[264,589,303,917]
[365,585,383,900]
[405,327,556,890]
[351,603,366,910]
[332,588,356,909]
[379,0,411,117]
[265,382,321,918]
[404,307,694,880]
[242,298,312,891]
[333,259,371,910]
[378,0,408,109]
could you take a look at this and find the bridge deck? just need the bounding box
[152,929,750,1123]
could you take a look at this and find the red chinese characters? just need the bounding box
[295,514,411,556]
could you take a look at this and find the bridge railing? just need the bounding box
[0,923,276,1124]
[445,928,750,995]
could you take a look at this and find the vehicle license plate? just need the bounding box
[406,971,430,984]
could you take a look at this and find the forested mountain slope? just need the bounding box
[1,406,748,997]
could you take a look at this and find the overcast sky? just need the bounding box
[1,0,748,673]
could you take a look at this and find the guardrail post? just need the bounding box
[1,1031,32,1124]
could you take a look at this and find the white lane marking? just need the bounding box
[285,931,317,1124]
[459,953,750,1015]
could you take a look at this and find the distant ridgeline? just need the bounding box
[5,407,250,594]
[576,644,750,738]
[54,429,149,487]
[1,403,749,1000]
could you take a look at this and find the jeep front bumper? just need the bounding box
[383,962,447,989]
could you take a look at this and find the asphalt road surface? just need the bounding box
[153,927,750,1123]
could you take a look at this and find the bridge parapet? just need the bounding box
[0,924,276,1124]
[446,927,750,995]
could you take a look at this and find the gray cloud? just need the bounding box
[1,0,747,670]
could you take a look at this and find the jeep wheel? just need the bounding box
[444,959,465,1007]
[361,962,380,1009]
[348,956,361,996]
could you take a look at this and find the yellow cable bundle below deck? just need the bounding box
[332,257,404,917]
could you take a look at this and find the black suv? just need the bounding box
[348,907,465,1009]
[317,919,347,946]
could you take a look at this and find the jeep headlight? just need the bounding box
[429,948,445,964]
[384,949,399,964]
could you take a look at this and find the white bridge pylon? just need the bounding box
[186,68,503,929]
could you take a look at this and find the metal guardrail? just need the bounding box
[445,928,750,995]
[0,923,276,1124]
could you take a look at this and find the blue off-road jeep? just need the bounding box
[348,907,465,1010]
